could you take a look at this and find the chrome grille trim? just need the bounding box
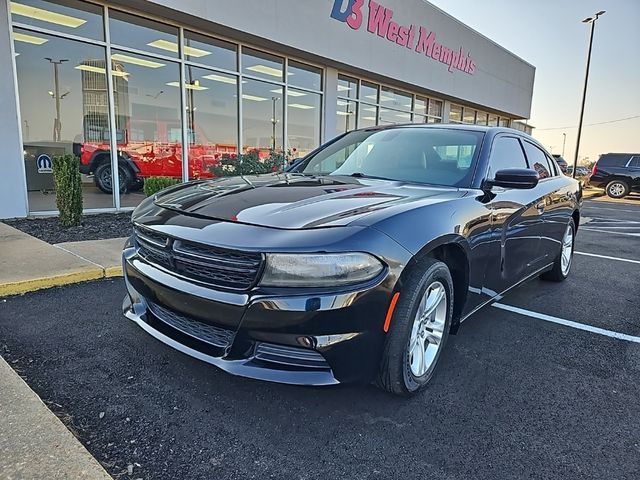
[133,227,264,290]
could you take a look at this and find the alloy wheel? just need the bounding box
[561,223,574,276]
[408,281,447,377]
[609,182,625,197]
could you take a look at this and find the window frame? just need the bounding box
[522,140,557,180]
[625,156,640,168]
[485,134,530,181]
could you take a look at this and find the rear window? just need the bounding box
[598,154,627,167]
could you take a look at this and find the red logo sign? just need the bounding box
[331,0,477,75]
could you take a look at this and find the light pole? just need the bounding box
[572,10,605,178]
[46,58,69,142]
[562,133,567,157]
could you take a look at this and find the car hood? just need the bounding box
[153,174,467,230]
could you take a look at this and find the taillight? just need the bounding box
[591,163,598,176]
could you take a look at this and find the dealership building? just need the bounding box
[0,0,535,219]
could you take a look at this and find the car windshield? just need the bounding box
[294,128,484,188]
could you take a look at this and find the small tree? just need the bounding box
[52,154,83,227]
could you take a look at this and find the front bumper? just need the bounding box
[122,246,395,385]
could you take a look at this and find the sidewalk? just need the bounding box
[0,356,111,479]
[0,223,125,297]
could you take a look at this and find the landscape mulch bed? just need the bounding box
[4,213,133,244]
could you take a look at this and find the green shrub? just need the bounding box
[52,154,83,227]
[210,149,285,177]
[143,176,180,197]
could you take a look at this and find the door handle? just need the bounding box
[536,202,545,214]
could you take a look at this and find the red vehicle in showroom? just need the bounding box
[76,118,236,193]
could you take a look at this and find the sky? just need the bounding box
[428,0,640,164]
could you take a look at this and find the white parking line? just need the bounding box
[575,251,640,265]
[581,228,640,237]
[583,205,640,214]
[493,303,640,344]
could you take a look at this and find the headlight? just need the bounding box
[260,253,385,287]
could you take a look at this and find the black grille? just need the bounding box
[147,301,235,348]
[254,343,330,370]
[134,226,263,290]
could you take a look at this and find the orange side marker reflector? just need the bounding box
[383,292,401,333]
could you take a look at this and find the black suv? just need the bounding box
[590,153,640,198]
[552,154,569,173]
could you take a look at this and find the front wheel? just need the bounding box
[376,258,453,396]
[541,218,575,282]
[606,180,629,199]
[94,163,132,194]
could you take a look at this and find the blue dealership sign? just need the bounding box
[36,154,53,174]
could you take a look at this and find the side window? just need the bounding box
[546,154,559,176]
[523,141,552,179]
[628,156,640,168]
[488,137,528,179]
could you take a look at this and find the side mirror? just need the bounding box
[486,168,539,190]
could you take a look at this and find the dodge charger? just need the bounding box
[122,125,581,396]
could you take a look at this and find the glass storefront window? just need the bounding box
[379,108,411,125]
[242,78,284,154]
[337,75,357,99]
[499,117,510,127]
[463,108,476,124]
[183,31,237,71]
[428,99,443,118]
[414,97,427,115]
[360,81,378,103]
[13,28,118,211]
[242,47,283,82]
[413,114,426,124]
[359,103,377,128]
[380,86,412,112]
[449,104,463,123]
[287,88,321,158]
[488,114,498,127]
[476,112,488,126]
[10,0,104,40]
[109,10,178,58]
[110,49,181,207]
[427,116,441,124]
[288,60,322,91]
[185,67,238,180]
[336,99,357,136]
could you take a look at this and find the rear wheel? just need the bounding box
[541,219,575,282]
[376,258,453,396]
[606,180,629,199]
[94,162,132,194]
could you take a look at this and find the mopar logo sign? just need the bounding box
[36,154,53,174]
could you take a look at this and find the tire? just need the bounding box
[376,257,453,396]
[94,162,132,194]
[541,218,575,282]
[606,180,629,199]
[130,177,144,192]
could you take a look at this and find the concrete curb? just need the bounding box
[0,224,125,298]
[0,268,106,298]
[0,356,112,479]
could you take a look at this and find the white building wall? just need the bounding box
[127,0,535,118]
[0,0,29,219]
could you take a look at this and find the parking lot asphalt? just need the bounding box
[1,198,639,480]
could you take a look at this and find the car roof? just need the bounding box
[349,123,545,150]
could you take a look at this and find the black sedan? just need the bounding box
[123,125,581,396]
